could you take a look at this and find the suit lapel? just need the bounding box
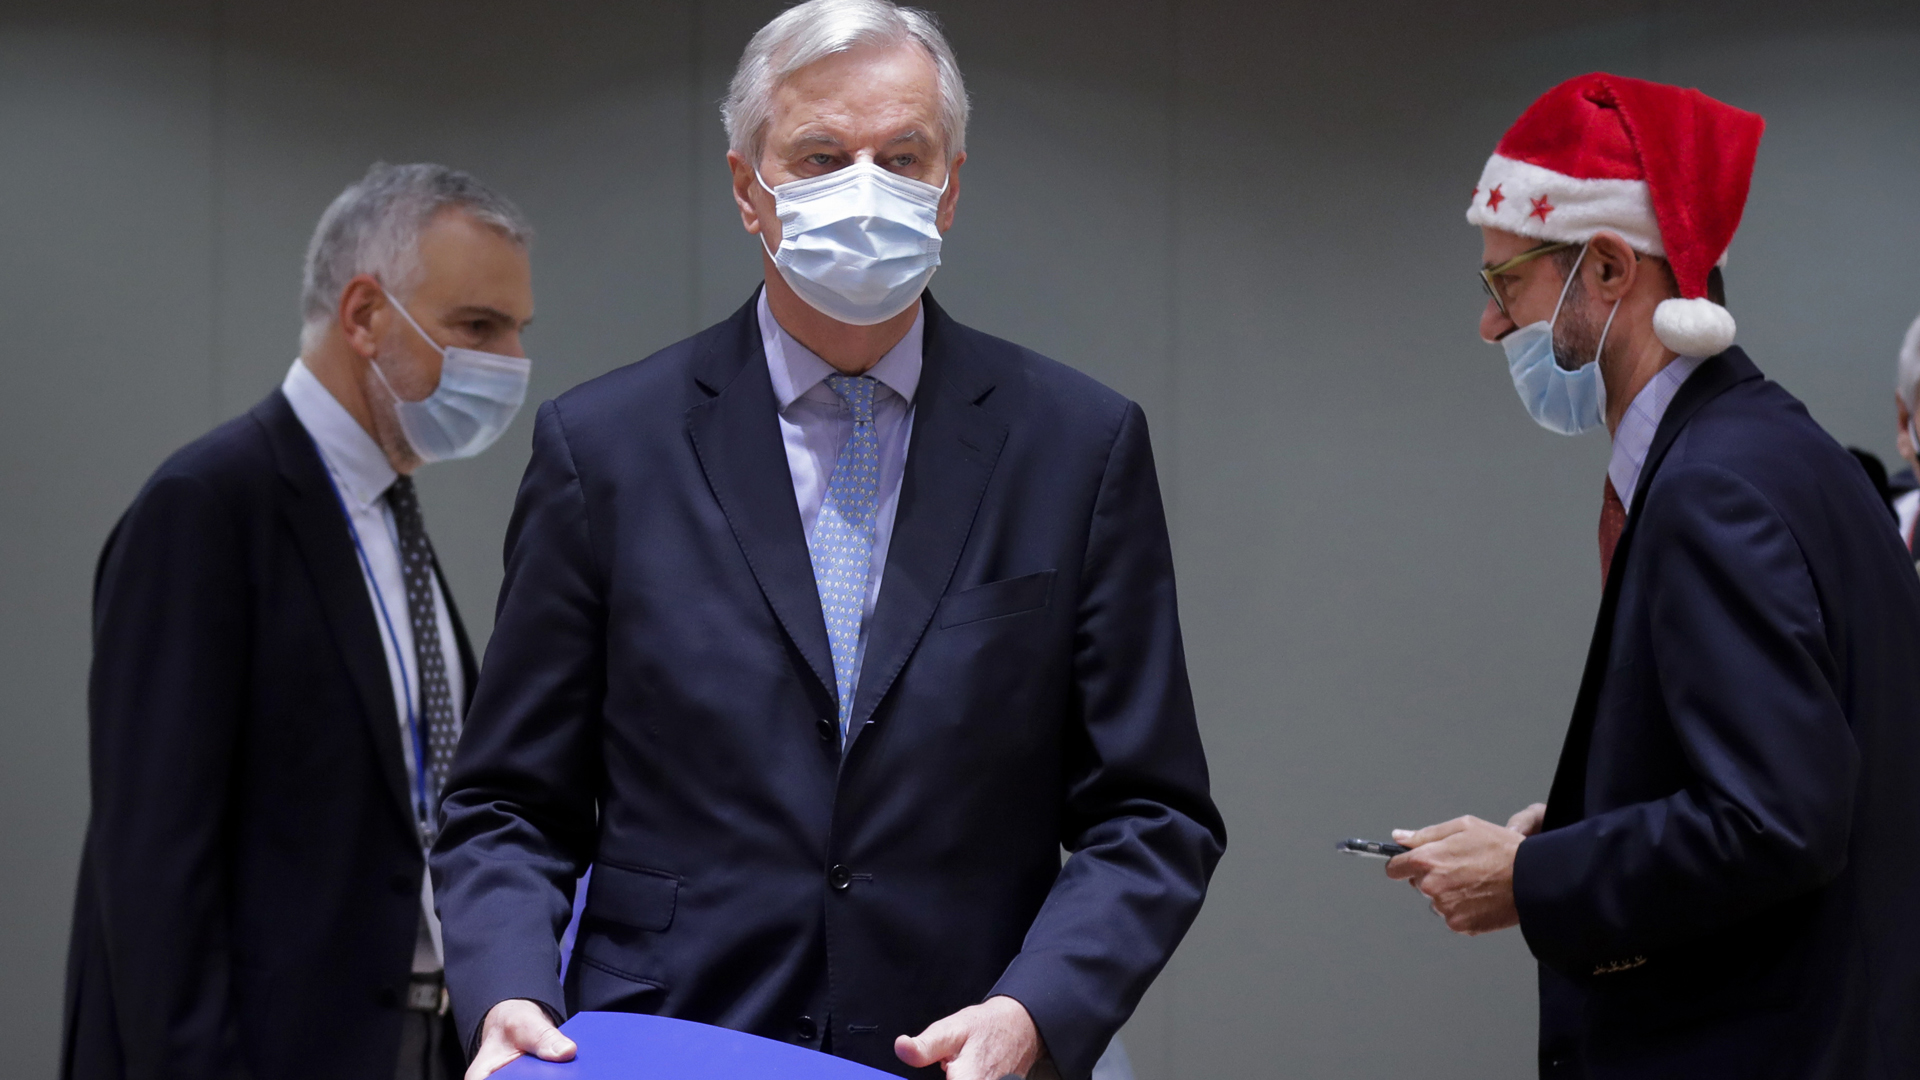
[687,295,839,702]
[255,391,416,825]
[846,296,1007,746]
[424,547,480,707]
[1542,349,1760,829]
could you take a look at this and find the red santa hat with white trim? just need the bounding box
[1467,73,1766,357]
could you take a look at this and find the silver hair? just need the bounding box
[299,162,532,352]
[722,0,969,166]
[1900,311,1920,407]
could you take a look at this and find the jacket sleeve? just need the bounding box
[1514,461,1857,976]
[990,402,1227,1080]
[87,473,252,1078]
[430,400,605,1051]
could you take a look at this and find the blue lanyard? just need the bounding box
[321,469,435,839]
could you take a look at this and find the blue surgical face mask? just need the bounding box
[1500,242,1620,436]
[758,161,946,326]
[371,289,531,463]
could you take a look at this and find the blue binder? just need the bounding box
[493,1012,900,1079]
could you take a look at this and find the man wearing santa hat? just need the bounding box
[1383,73,1920,1077]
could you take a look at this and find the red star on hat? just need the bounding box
[1486,184,1506,212]
[1529,194,1554,221]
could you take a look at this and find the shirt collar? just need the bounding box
[757,288,923,411]
[280,358,398,511]
[1608,354,1705,509]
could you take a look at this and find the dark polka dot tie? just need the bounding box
[386,475,457,845]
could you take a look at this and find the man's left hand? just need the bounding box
[895,995,1045,1079]
[1384,815,1525,935]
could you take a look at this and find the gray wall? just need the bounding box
[5,2,1919,1077]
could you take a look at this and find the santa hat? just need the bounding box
[1467,73,1765,357]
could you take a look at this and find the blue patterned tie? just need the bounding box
[809,375,881,743]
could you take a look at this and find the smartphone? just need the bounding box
[1336,837,1410,859]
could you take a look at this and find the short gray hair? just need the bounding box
[723,0,969,166]
[1900,311,1920,407]
[299,162,532,352]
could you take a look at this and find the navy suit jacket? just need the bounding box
[63,391,477,1080]
[1514,349,1920,1078]
[430,293,1226,1079]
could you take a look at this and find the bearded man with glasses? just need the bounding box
[1383,73,1920,1078]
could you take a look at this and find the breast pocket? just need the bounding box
[937,570,1056,629]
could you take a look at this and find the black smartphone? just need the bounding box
[1336,837,1410,859]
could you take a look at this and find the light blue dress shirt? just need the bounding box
[1608,354,1705,510]
[758,290,921,701]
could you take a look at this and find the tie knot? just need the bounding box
[386,474,422,525]
[825,374,878,424]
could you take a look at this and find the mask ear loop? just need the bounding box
[369,288,447,406]
[379,288,448,358]
[1546,241,1589,330]
[754,170,786,265]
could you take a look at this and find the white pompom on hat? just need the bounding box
[1467,73,1766,358]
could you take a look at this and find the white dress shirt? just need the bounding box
[1608,354,1705,510]
[281,359,464,973]
[758,290,921,701]
[1895,489,1919,551]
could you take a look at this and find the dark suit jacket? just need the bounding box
[63,390,477,1080]
[1514,349,1920,1079]
[430,293,1226,1080]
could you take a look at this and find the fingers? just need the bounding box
[1506,802,1548,836]
[896,1015,969,1069]
[532,1027,578,1062]
[466,1000,576,1080]
[1392,815,1474,848]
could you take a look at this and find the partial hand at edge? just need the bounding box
[895,995,1044,1080]
[1506,802,1547,837]
[466,998,577,1080]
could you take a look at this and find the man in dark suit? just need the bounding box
[1386,74,1920,1077]
[63,163,536,1080]
[433,3,1224,1079]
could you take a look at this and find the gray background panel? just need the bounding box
[3,2,1917,1077]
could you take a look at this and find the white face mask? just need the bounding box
[758,161,946,326]
[371,289,531,463]
[1499,242,1620,436]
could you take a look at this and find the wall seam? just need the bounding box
[689,0,705,335]
[1160,1,1184,1078]
[207,0,226,423]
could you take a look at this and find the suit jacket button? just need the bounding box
[795,1015,818,1042]
[390,871,415,895]
[816,717,835,742]
[829,864,853,891]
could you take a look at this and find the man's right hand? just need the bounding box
[466,999,577,1080]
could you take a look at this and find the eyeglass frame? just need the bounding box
[1478,240,1579,320]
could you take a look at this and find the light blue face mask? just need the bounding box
[371,289,531,463]
[758,161,946,326]
[1500,242,1620,436]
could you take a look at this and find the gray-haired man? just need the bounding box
[435,2,1222,1079]
[62,163,536,1080]
[1891,313,1920,553]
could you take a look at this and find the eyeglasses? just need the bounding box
[1479,241,1577,319]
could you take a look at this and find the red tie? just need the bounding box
[1599,477,1627,584]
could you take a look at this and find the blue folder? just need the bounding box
[494,1012,900,1079]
